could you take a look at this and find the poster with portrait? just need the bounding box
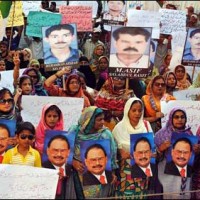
[42,130,76,166]
[42,23,79,71]
[182,28,200,66]
[164,132,198,177]
[130,133,156,178]
[80,139,112,186]
[109,26,152,78]
[0,119,16,151]
[102,0,127,26]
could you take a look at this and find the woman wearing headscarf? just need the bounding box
[95,77,134,131]
[112,97,163,198]
[35,104,64,155]
[78,56,96,89]
[95,56,109,91]
[142,75,176,133]
[154,107,196,199]
[90,44,106,80]
[164,71,178,95]
[68,106,118,198]
[174,65,191,90]
[44,69,90,108]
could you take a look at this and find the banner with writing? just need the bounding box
[6,1,24,27]
[21,96,84,131]
[173,88,200,101]
[60,6,92,32]
[159,9,186,34]
[0,164,58,199]
[68,1,98,18]
[26,11,62,37]
[161,100,200,134]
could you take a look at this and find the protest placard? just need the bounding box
[127,10,161,39]
[68,1,98,18]
[26,11,62,37]
[173,88,200,100]
[0,164,58,199]
[60,6,92,32]
[159,9,186,34]
[6,1,24,27]
[0,69,25,93]
[22,1,41,16]
[21,96,84,131]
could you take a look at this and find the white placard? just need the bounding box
[159,9,186,34]
[127,9,161,39]
[21,96,84,131]
[0,164,58,199]
[171,31,187,54]
[161,100,200,134]
[173,88,200,101]
[22,1,41,16]
[0,69,25,93]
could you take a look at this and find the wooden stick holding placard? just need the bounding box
[8,1,16,52]
[125,78,129,90]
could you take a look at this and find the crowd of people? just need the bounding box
[1,0,200,199]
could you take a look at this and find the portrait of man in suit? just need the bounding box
[43,135,75,199]
[83,143,113,186]
[165,137,193,177]
[131,137,156,178]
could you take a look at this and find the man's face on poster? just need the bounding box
[133,141,151,168]
[47,138,70,167]
[189,32,200,49]
[46,29,74,50]
[0,127,9,155]
[171,141,192,168]
[108,1,124,13]
[85,147,107,175]
[114,33,148,56]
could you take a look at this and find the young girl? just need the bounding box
[2,121,41,167]
[35,104,64,155]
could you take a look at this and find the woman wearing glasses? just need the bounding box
[0,88,22,124]
[95,76,134,131]
[2,121,41,167]
[142,75,176,133]
[154,107,197,199]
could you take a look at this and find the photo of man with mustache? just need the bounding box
[131,137,157,179]
[43,24,79,65]
[109,26,151,69]
[164,137,193,177]
[43,135,76,199]
[83,143,113,186]
[0,123,10,163]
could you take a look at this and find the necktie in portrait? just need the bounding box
[100,175,106,184]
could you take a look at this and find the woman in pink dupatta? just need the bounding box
[35,104,64,154]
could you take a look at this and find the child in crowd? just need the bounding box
[35,104,64,155]
[2,121,41,167]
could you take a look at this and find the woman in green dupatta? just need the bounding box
[68,106,118,199]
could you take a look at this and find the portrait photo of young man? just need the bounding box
[182,28,200,66]
[42,23,79,66]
